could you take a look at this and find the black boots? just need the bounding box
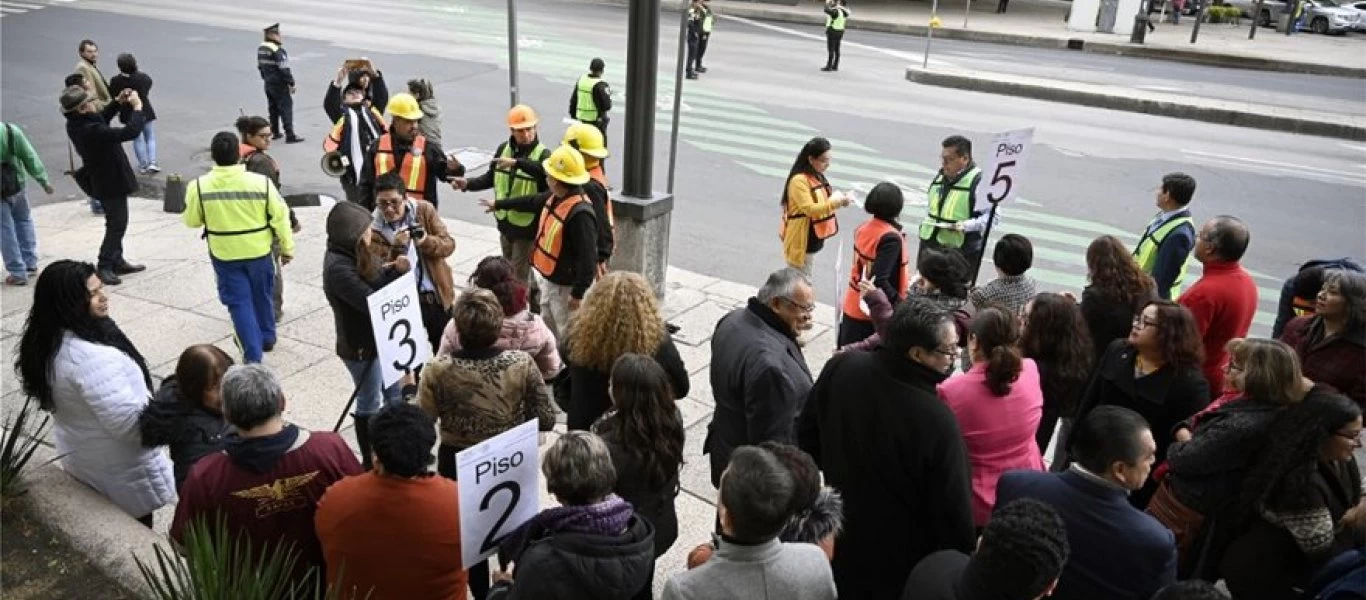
[96,267,122,285]
[112,260,145,275]
[353,414,373,470]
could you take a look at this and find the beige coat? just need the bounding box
[74,59,111,109]
[367,198,457,308]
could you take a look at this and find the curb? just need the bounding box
[906,66,1366,141]
[594,0,1366,78]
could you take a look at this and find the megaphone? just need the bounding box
[321,152,349,178]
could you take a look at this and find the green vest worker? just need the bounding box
[822,0,849,71]
[453,104,551,283]
[182,131,295,363]
[698,0,715,73]
[1134,173,1198,300]
[569,58,612,145]
[919,135,993,265]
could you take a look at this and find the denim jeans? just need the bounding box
[341,358,403,417]
[212,255,276,363]
[132,119,157,170]
[1,189,38,281]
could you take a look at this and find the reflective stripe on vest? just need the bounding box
[702,10,715,32]
[842,219,909,321]
[323,107,385,154]
[919,166,979,249]
[195,176,273,261]
[780,173,839,242]
[374,134,428,200]
[257,42,280,67]
[532,193,590,278]
[575,75,600,122]
[1133,215,1194,299]
[827,8,848,30]
[493,142,548,228]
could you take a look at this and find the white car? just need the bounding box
[1341,0,1366,29]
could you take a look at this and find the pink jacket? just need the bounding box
[438,309,563,379]
[938,359,1046,526]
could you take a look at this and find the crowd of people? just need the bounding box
[3,24,1365,600]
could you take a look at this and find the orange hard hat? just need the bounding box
[507,104,539,129]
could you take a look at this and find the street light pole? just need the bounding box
[923,0,940,68]
[667,3,689,194]
[1130,0,1150,43]
[507,0,520,106]
[623,0,660,197]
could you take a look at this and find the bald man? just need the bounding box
[1179,216,1257,397]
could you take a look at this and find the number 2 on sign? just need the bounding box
[986,160,1015,204]
[388,318,417,372]
[479,481,522,554]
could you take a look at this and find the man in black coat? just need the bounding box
[62,85,147,285]
[798,296,975,599]
[704,267,816,487]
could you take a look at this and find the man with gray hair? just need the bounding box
[704,268,817,487]
[171,364,361,582]
[1178,215,1256,397]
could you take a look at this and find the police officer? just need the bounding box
[919,135,995,269]
[452,104,550,285]
[323,81,387,205]
[480,146,598,339]
[697,0,715,73]
[569,58,612,148]
[182,131,295,363]
[563,123,615,276]
[257,24,303,143]
[822,0,849,72]
[358,93,461,210]
[686,0,705,80]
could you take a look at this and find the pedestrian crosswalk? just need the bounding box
[0,0,74,17]
[52,0,1287,332]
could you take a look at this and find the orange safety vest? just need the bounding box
[588,163,616,232]
[323,106,386,153]
[779,173,839,242]
[373,134,428,200]
[532,192,591,278]
[842,219,909,321]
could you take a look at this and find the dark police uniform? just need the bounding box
[257,24,297,140]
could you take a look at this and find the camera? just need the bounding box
[411,227,427,242]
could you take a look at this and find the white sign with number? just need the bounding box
[366,271,431,387]
[976,128,1034,207]
[456,420,541,569]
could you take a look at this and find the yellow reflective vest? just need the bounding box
[1134,213,1194,299]
[919,166,980,249]
[182,164,295,261]
[575,75,601,123]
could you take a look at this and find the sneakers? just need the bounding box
[146,163,161,174]
[285,135,305,144]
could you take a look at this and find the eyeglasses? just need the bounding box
[376,198,405,209]
[932,347,959,360]
[779,297,816,314]
[1132,316,1159,330]
[253,131,272,139]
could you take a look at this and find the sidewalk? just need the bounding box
[0,198,842,597]
[704,0,1366,76]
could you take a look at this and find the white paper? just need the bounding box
[449,147,494,173]
[365,271,431,387]
[975,128,1034,207]
[456,420,541,569]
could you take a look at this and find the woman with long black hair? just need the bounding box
[1020,293,1094,453]
[593,353,686,599]
[780,137,852,278]
[14,259,175,526]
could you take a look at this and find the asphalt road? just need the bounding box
[3,0,1364,333]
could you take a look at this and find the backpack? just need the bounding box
[1,124,21,198]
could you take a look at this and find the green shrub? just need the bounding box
[1,395,54,497]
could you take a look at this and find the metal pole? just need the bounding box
[922,0,940,69]
[507,0,520,106]
[1130,0,1150,43]
[667,2,689,194]
[964,0,973,28]
[623,0,661,197]
[969,203,1000,288]
[1190,1,1207,42]
[1250,0,1264,38]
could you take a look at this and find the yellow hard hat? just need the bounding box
[542,145,591,185]
[386,93,424,121]
[507,104,539,129]
[562,123,609,159]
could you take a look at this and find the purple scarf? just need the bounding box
[532,494,634,537]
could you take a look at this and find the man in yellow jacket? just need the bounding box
[183,131,295,363]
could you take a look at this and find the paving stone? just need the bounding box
[117,262,222,311]
[686,366,715,407]
[673,338,711,377]
[668,300,731,347]
[679,418,718,507]
[701,278,755,306]
[661,285,708,321]
[121,313,233,369]
[665,265,717,292]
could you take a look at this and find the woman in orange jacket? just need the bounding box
[780,137,852,276]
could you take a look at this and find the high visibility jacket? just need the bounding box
[1134,214,1195,299]
[323,106,386,154]
[826,7,849,30]
[843,219,909,320]
[373,134,429,200]
[919,166,980,249]
[532,192,592,278]
[702,8,715,32]
[780,173,839,241]
[575,75,601,123]
[182,164,294,262]
[493,141,549,228]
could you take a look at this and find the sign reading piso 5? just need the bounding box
[456,420,541,569]
[366,271,431,387]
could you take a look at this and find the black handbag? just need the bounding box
[1,124,20,198]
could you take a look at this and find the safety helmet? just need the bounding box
[507,104,539,129]
[385,93,424,121]
[562,123,609,159]
[542,145,591,186]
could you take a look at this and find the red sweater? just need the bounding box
[315,472,468,599]
[1179,261,1258,398]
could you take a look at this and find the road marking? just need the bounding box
[1181,149,1366,186]
[1341,142,1366,153]
[0,6,29,13]
[1134,84,1187,93]
[1051,145,1087,158]
[724,14,960,69]
[1182,149,1363,179]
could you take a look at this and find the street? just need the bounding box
[3,0,1365,332]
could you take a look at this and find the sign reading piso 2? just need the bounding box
[365,271,431,387]
[976,128,1034,207]
[456,420,541,569]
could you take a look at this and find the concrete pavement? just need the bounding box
[0,197,842,598]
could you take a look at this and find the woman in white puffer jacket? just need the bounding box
[14,260,175,525]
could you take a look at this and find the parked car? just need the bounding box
[1255,0,1360,32]
[1341,0,1366,29]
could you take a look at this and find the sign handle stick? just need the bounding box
[970,202,999,288]
[332,366,367,432]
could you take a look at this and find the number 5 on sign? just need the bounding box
[456,420,540,569]
[977,128,1034,207]
[366,271,431,387]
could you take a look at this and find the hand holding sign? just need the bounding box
[457,420,541,569]
[976,128,1034,207]
[366,271,431,387]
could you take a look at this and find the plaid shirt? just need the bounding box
[969,274,1037,315]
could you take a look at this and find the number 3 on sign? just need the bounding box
[365,272,431,387]
[977,128,1034,207]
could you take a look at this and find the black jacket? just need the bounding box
[65,103,144,199]
[1166,397,1289,515]
[705,300,812,487]
[1080,285,1150,365]
[107,71,156,123]
[563,334,689,431]
[798,348,976,600]
[137,378,231,490]
[489,513,655,600]
[357,135,461,210]
[497,191,598,298]
[1076,339,1210,508]
[595,414,681,558]
[322,203,403,361]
